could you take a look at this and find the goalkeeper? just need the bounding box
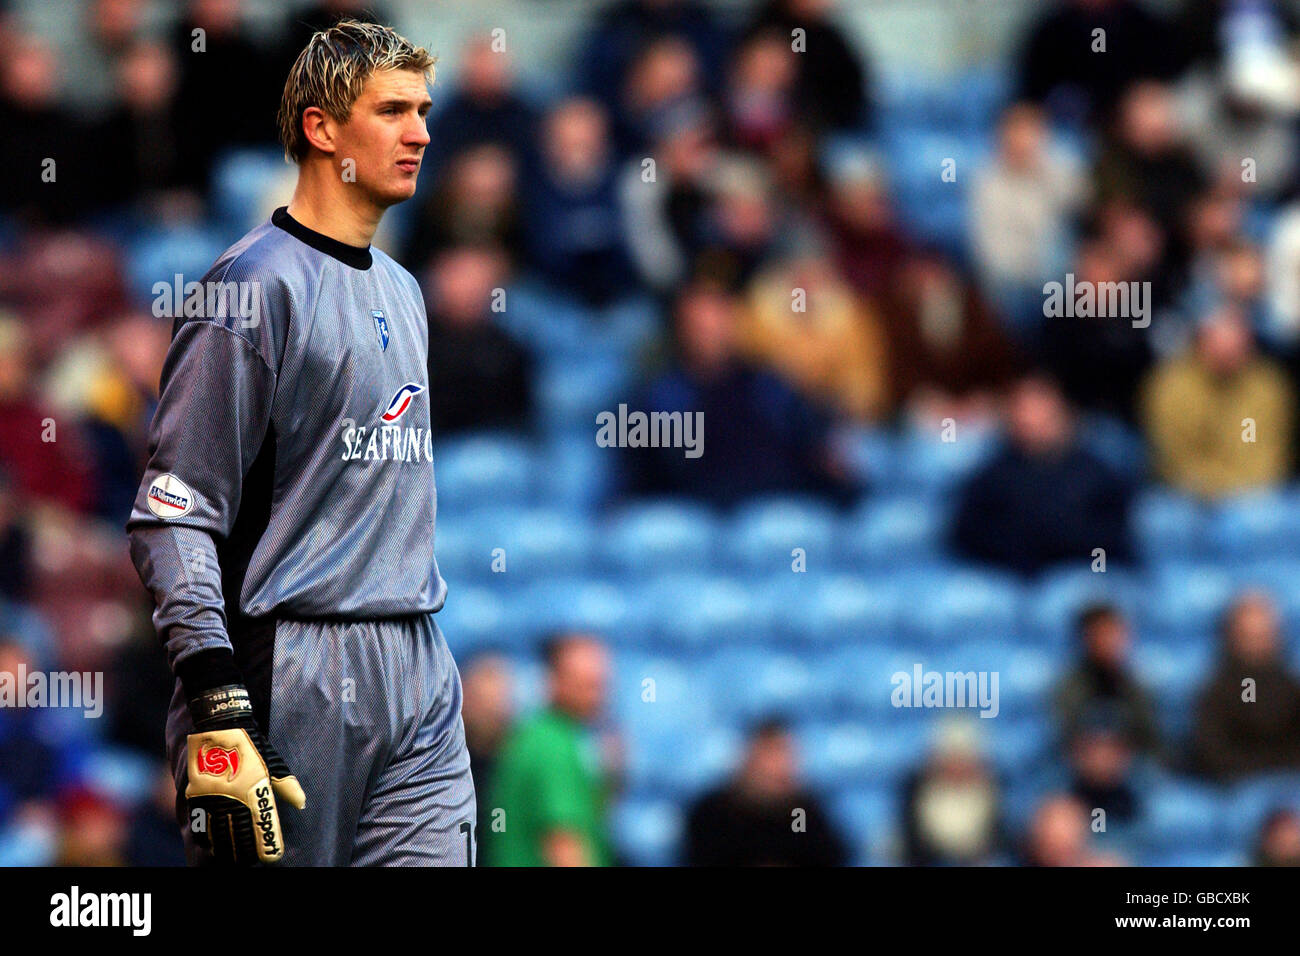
[126,20,476,866]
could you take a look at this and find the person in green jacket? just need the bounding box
[487,632,616,866]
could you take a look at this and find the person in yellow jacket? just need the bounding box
[737,248,889,422]
[1141,305,1294,500]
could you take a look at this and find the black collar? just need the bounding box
[272,206,373,270]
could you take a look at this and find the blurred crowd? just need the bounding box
[4,0,1300,866]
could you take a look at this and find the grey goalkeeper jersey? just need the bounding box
[126,207,446,672]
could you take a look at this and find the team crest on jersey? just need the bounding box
[372,309,390,351]
[381,382,425,423]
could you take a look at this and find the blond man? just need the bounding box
[126,20,477,866]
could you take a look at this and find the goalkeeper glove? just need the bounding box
[180,657,306,865]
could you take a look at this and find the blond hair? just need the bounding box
[277,19,436,163]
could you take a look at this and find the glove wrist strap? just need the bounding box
[190,683,254,729]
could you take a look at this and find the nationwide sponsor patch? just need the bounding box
[146,473,194,519]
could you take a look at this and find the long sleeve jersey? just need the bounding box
[126,207,446,673]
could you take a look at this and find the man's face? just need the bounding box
[550,639,609,723]
[332,68,431,208]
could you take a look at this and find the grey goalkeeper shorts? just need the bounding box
[167,611,477,866]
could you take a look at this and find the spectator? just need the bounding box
[173,0,279,185]
[622,277,858,508]
[970,102,1085,337]
[823,151,912,303]
[1192,591,1300,781]
[952,373,1135,576]
[423,33,538,182]
[738,241,890,422]
[488,633,617,866]
[0,471,32,603]
[0,639,67,807]
[1265,195,1300,348]
[404,144,525,271]
[54,788,128,867]
[612,34,708,161]
[1041,234,1157,423]
[881,250,1023,426]
[1053,603,1161,758]
[1253,807,1300,867]
[573,0,731,117]
[1141,304,1294,499]
[1067,715,1140,826]
[0,34,91,223]
[423,245,533,436]
[91,41,190,212]
[721,28,801,155]
[459,651,514,864]
[1093,82,1205,251]
[901,719,1004,866]
[522,98,635,306]
[0,318,93,515]
[126,770,186,866]
[1175,0,1300,96]
[1019,794,1115,866]
[695,155,782,292]
[743,0,871,133]
[1016,0,1179,126]
[685,717,849,866]
[619,109,719,295]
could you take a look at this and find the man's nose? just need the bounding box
[407,117,431,148]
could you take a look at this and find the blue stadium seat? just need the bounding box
[1139,563,1235,635]
[949,643,1061,720]
[497,507,597,580]
[1223,772,1300,846]
[799,720,919,791]
[1024,566,1142,647]
[723,498,838,573]
[1132,490,1209,564]
[779,573,900,646]
[900,568,1025,646]
[648,574,777,647]
[837,496,948,568]
[536,355,633,433]
[984,716,1052,774]
[892,427,999,496]
[601,500,717,574]
[1208,490,1300,561]
[610,652,714,736]
[1130,643,1213,708]
[539,432,614,511]
[1137,781,1227,852]
[611,795,684,866]
[432,434,534,511]
[704,648,831,724]
[625,725,742,798]
[821,644,928,717]
[126,225,230,304]
[506,576,649,646]
[828,786,900,866]
[437,583,529,655]
[209,146,292,233]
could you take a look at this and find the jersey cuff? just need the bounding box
[175,647,245,702]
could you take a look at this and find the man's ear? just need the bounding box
[300,106,337,156]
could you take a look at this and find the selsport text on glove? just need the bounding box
[184,682,307,865]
